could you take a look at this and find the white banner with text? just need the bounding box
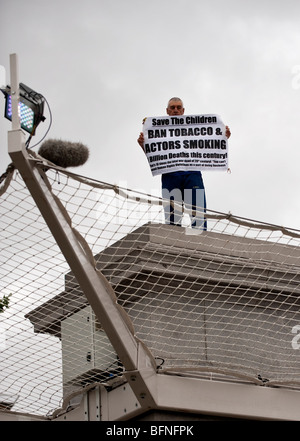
[143,114,228,176]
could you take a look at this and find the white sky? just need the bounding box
[1,0,300,229]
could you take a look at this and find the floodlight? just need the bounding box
[1,82,45,135]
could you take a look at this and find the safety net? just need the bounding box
[1,156,300,417]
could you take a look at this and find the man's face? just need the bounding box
[166,100,184,116]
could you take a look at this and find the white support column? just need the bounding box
[9,53,20,131]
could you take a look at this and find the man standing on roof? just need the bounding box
[138,97,231,229]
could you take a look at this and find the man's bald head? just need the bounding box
[166,97,185,116]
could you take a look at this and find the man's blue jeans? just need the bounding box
[161,171,207,229]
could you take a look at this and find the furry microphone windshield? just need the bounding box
[38,139,89,168]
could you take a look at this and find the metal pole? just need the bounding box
[9,54,20,131]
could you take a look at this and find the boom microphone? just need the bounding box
[38,138,89,168]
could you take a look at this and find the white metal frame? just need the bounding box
[6,53,300,421]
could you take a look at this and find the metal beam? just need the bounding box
[49,374,300,421]
[155,374,300,421]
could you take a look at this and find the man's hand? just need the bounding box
[137,132,144,150]
[225,126,231,139]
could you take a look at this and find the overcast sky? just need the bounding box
[1,0,300,230]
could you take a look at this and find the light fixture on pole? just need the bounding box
[1,82,45,135]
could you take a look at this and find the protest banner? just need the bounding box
[142,114,228,176]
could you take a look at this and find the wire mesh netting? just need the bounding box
[1,160,300,417]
